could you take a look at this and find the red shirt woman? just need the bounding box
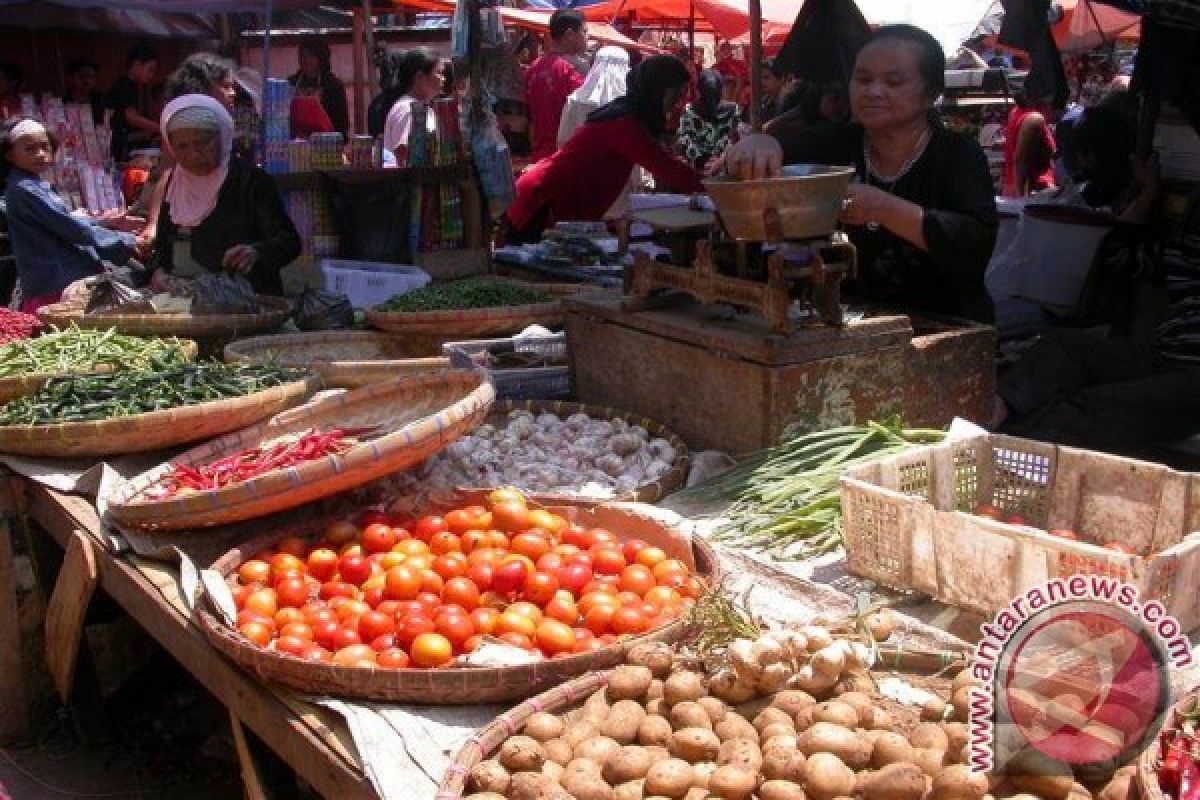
[504,55,705,243]
[1002,96,1059,197]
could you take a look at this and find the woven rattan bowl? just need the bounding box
[224,330,451,388]
[197,499,718,704]
[106,370,496,531]
[704,164,855,240]
[37,295,292,339]
[0,338,198,404]
[366,281,596,338]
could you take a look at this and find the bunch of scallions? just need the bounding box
[664,420,945,561]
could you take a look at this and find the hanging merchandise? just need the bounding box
[452,0,470,59]
[471,110,516,215]
[480,8,507,46]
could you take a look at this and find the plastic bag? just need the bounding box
[294,288,354,331]
[189,273,260,315]
[78,276,155,314]
[470,110,515,213]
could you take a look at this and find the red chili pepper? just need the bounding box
[1179,753,1199,800]
[1163,737,1189,799]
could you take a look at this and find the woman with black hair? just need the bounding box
[727,24,998,323]
[502,55,705,244]
[289,38,349,136]
[676,69,740,171]
[381,48,445,166]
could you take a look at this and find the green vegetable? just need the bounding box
[0,325,192,378]
[375,279,555,312]
[665,420,945,561]
[0,361,310,426]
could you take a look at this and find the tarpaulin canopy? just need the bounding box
[1053,0,1141,51]
[0,2,219,34]
[0,0,322,10]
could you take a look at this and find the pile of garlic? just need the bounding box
[418,410,679,498]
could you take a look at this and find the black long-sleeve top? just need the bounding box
[779,120,998,323]
[152,159,301,297]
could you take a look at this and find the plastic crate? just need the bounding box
[319,259,430,309]
[839,433,1200,630]
[443,333,570,400]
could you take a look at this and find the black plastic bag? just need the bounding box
[83,275,155,314]
[190,273,260,315]
[294,288,354,331]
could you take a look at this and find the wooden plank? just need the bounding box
[44,530,98,701]
[25,485,375,800]
[230,711,270,800]
[0,475,28,744]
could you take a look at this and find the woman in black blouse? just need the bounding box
[726,25,998,323]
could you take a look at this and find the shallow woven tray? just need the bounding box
[0,375,317,458]
[365,282,589,337]
[0,338,198,404]
[196,499,718,704]
[223,331,451,389]
[36,295,292,339]
[106,370,495,531]
[462,399,691,504]
[1137,690,1198,800]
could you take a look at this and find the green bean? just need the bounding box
[0,325,191,378]
[375,279,555,312]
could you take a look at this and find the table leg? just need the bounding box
[230,711,269,800]
[0,473,29,743]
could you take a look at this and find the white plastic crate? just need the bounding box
[840,433,1200,630]
[319,259,430,309]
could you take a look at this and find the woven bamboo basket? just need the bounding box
[0,375,317,458]
[196,499,719,704]
[365,282,593,337]
[0,338,199,404]
[105,370,496,531]
[1138,691,1199,800]
[461,399,692,504]
[223,331,451,389]
[36,296,292,339]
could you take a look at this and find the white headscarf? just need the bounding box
[160,93,235,228]
[557,46,631,146]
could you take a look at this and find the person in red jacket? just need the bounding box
[525,10,589,162]
[503,55,706,244]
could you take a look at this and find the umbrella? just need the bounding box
[1053,0,1140,52]
[774,0,869,84]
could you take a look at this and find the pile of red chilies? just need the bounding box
[0,308,42,345]
[161,428,363,495]
[1160,701,1200,800]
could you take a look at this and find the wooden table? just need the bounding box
[0,477,376,800]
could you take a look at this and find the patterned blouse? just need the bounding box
[676,103,740,170]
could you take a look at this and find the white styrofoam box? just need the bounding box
[319,260,431,309]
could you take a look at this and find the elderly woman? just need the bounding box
[151,95,300,296]
[726,25,997,323]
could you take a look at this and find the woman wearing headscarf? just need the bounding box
[150,94,301,296]
[557,46,630,145]
[676,68,740,171]
[501,55,705,244]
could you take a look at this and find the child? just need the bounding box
[1,117,137,312]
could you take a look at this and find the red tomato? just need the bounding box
[583,603,616,635]
[302,645,333,663]
[429,531,462,555]
[396,615,437,649]
[312,619,342,650]
[279,621,314,641]
[361,523,398,554]
[590,547,627,576]
[492,560,530,595]
[523,571,561,606]
[574,636,606,654]
[369,633,397,652]
[410,632,454,667]
[274,635,311,657]
[544,595,580,626]
[358,610,396,642]
[466,562,494,592]
[413,515,448,543]
[305,548,339,581]
[510,532,552,561]
[435,612,475,651]
[238,621,273,648]
[376,648,411,668]
[561,525,589,549]
[420,570,444,595]
[338,554,372,586]
[232,585,254,609]
[275,576,310,609]
[1049,528,1080,541]
[330,626,362,650]
[975,504,1004,520]
[585,528,618,548]
[558,563,593,595]
[415,591,442,612]
[536,553,565,573]
[470,607,500,635]
[433,553,468,581]
[619,565,656,595]
[535,619,576,656]
[497,631,534,650]
[384,565,421,601]
[611,606,648,635]
[362,587,386,608]
[443,577,482,610]
[237,559,271,585]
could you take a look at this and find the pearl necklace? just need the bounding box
[862,126,932,187]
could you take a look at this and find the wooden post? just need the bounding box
[44,530,98,702]
[230,711,269,800]
[747,0,763,132]
[352,6,367,136]
[0,475,28,744]
[364,0,378,98]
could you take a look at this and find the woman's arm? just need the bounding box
[244,170,303,275]
[616,122,705,193]
[1014,112,1050,196]
[124,106,160,135]
[8,182,136,262]
[919,140,999,281]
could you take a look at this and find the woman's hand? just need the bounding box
[133,233,155,261]
[222,244,259,275]
[724,134,782,180]
[840,184,897,227]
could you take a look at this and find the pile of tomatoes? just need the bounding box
[973,503,1136,553]
[228,489,704,670]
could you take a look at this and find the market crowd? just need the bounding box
[2,12,1200,459]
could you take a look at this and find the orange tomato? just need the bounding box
[270,553,306,582]
[232,585,254,609]
[376,648,411,669]
[645,586,682,609]
[433,553,468,581]
[510,532,552,561]
[496,610,537,638]
[487,487,527,507]
[622,538,649,563]
[244,588,279,618]
[393,540,430,557]
[274,635,312,657]
[590,547,627,576]
[302,645,333,663]
[435,612,475,652]
[379,552,407,570]
[413,515,448,543]
[410,632,454,667]
[238,620,273,648]
[491,501,531,533]
[442,577,482,610]
[237,609,274,631]
[522,571,560,606]
[466,562,494,592]
[527,509,566,533]
[419,570,444,595]
[498,631,534,650]
[634,546,667,568]
[544,595,580,626]
[332,644,377,667]
[429,531,462,555]
[274,607,307,628]
[361,523,398,554]
[585,528,619,548]
[619,565,656,595]
[583,603,616,635]
[651,559,688,581]
[237,559,271,585]
[280,621,315,641]
[443,509,476,536]
[507,601,543,622]
[275,576,311,609]
[460,530,489,553]
[611,606,648,635]
[336,600,371,621]
[486,531,510,550]
[535,619,577,656]
[470,607,500,635]
[404,554,433,573]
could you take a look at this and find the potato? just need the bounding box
[578,736,622,763]
[525,712,566,742]
[804,753,856,800]
[921,698,952,722]
[670,702,713,731]
[857,763,928,800]
[670,727,721,762]
[639,715,674,748]
[615,779,647,800]
[682,790,709,800]
[646,745,671,763]
[604,701,648,745]
[565,757,604,780]
[717,738,764,772]
[801,626,835,652]
[509,771,561,800]
[468,759,511,794]
[763,748,806,782]
[543,738,574,766]
[793,706,817,731]
[663,672,707,707]
[941,723,969,758]
[772,691,817,717]
[691,761,718,789]
[833,673,876,696]
[871,732,916,768]
[709,765,759,800]
[951,670,977,693]
[763,734,800,754]
[762,722,798,742]
[465,793,508,800]
[564,769,617,800]
[564,721,600,748]
[1008,772,1073,800]
[698,696,728,726]
[760,779,808,800]
[605,745,656,785]
[644,758,694,799]
[645,698,667,716]
[647,679,665,701]
[813,701,860,729]
[837,692,875,723]
[585,689,613,724]
[609,665,656,702]
[756,707,796,733]
[797,722,861,763]
[868,709,896,732]
[499,736,547,772]
[951,687,973,722]
[627,642,674,679]
[932,765,990,800]
[910,723,950,752]
[709,669,758,705]
[715,715,760,744]
[542,758,564,779]
[913,748,948,777]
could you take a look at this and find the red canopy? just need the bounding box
[1053,0,1140,53]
